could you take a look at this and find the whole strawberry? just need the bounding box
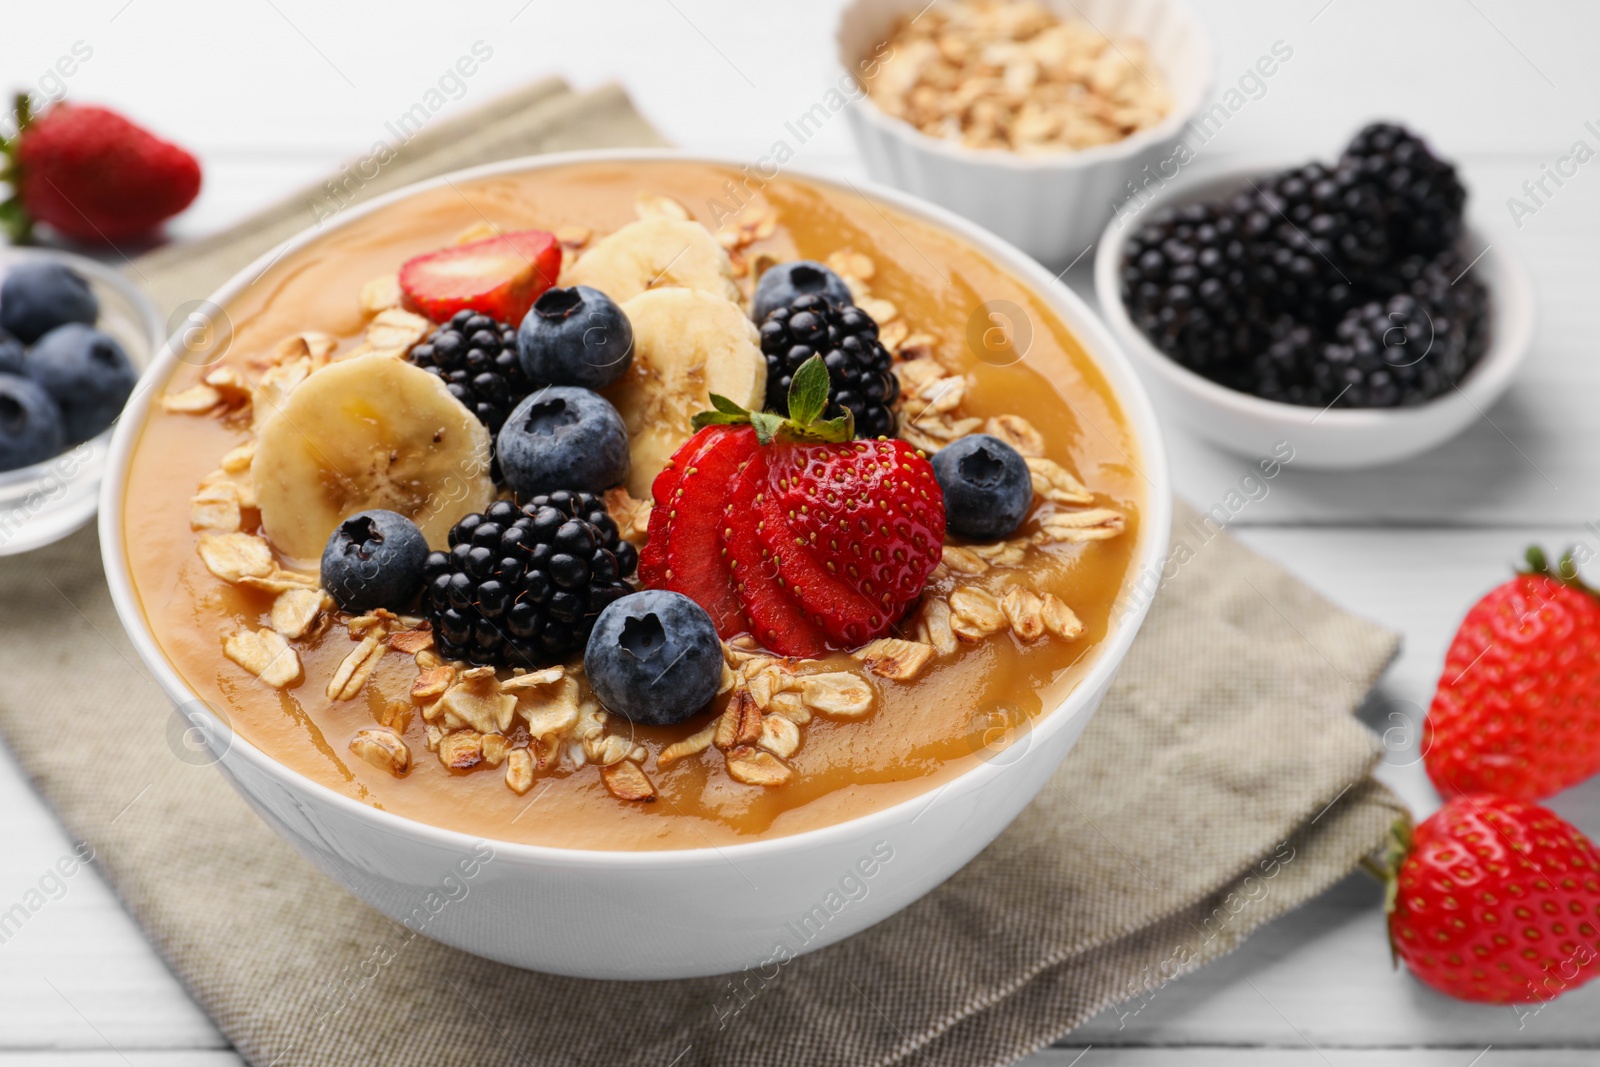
[1,94,201,243]
[1424,548,1600,800]
[1386,795,1600,1003]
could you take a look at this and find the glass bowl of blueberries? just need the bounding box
[0,248,161,553]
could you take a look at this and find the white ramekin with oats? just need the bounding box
[838,0,1214,265]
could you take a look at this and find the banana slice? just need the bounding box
[252,355,494,566]
[567,218,741,304]
[607,288,767,498]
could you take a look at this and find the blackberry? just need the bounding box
[1311,293,1467,408]
[408,310,528,434]
[1379,246,1488,328]
[1364,246,1491,370]
[1252,161,1391,323]
[758,293,898,439]
[1246,315,1326,407]
[1341,123,1466,256]
[1407,248,1490,370]
[1121,125,1482,411]
[421,492,638,668]
[1230,246,1489,409]
[1120,201,1267,377]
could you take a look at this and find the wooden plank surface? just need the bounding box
[0,1052,1589,1067]
[5,0,1600,1061]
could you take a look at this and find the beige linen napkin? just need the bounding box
[0,79,1405,1067]
[133,78,668,320]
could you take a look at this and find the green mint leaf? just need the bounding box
[749,411,785,446]
[787,355,830,427]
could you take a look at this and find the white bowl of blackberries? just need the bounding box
[0,249,158,552]
[1094,123,1534,469]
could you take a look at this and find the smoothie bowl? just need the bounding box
[101,151,1170,978]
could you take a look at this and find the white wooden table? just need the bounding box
[4,1,1600,1062]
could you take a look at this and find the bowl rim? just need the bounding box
[0,245,164,492]
[99,148,1172,868]
[834,0,1216,172]
[1092,158,1536,429]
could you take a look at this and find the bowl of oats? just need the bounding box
[839,0,1213,266]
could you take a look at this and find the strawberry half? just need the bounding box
[399,229,560,324]
[754,474,884,645]
[724,447,830,657]
[636,456,686,590]
[768,437,944,631]
[648,425,756,638]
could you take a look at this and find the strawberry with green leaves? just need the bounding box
[1379,795,1600,1004]
[1424,548,1600,801]
[1,94,201,243]
[641,356,944,656]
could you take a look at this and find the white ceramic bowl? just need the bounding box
[0,247,162,554]
[99,150,1171,979]
[1093,162,1536,469]
[838,0,1214,266]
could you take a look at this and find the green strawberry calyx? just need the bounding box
[1521,545,1600,598]
[693,354,854,446]
[0,92,34,243]
[1357,813,1414,969]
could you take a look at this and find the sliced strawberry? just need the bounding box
[755,473,886,645]
[651,426,756,638]
[399,229,561,324]
[658,352,943,652]
[769,438,944,623]
[636,453,687,590]
[724,448,830,658]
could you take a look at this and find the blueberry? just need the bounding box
[517,286,634,390]
[0,331,23,376]
[0,374,66,472]
[25,324,138,443]
[320,509,430,613]
[0,262,99,344]
[751,260,853,324]
[584,590,722,726]
[931,434,1033,541]
[496,385,629,498]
